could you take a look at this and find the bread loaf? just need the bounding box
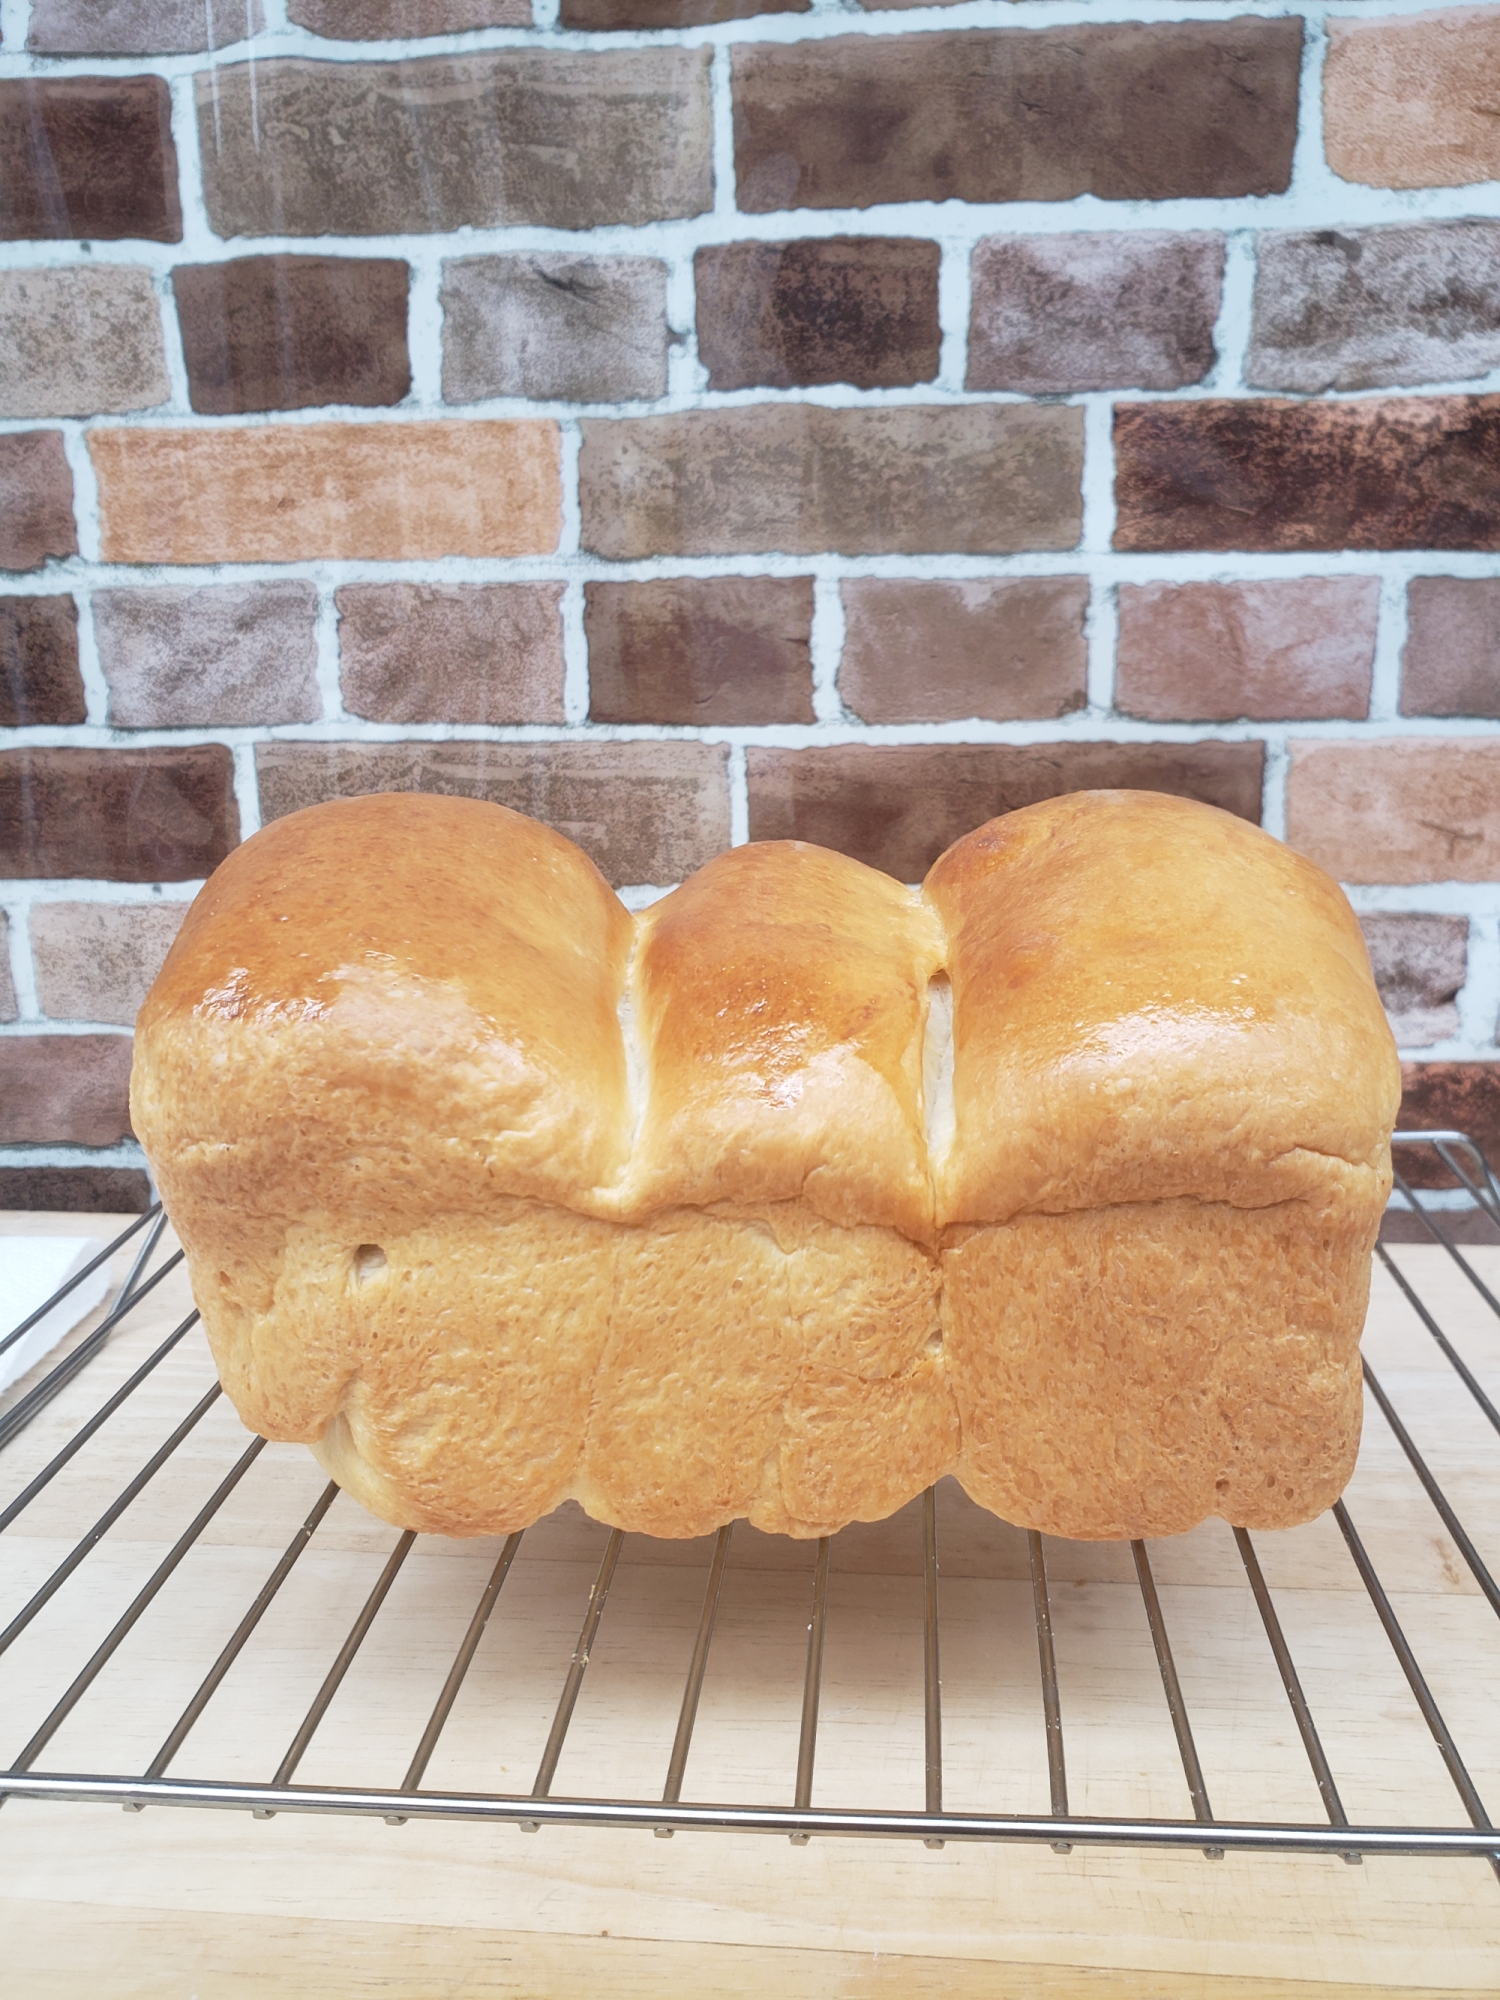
[131,788,1399,1542]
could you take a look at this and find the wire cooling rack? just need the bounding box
[2,1132,1499,1869]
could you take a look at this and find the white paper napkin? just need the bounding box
[0,1237,111,1395]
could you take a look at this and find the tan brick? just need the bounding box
[31,901,187,1026]
[95,581,319,727]
[441,255,669,405]
[1325,8,1500,191]
[580,404,1082,559]
[968,232,1222,394]
[0,1033,134,1145]
[0,912,15,1023]
[586,577,814,725]
[747,741,1264,882]
[197,51,712,238]
[337,583,566,725]
[0,266,168,419]
[257,740,730,887]
[1360,913,1467,1048]
[90,421,560,565]
[839,577,1088,724]
[1115,578,1378,723]
[1287,738,1500,884]
[1402,577,1500,718]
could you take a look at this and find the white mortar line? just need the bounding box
[810,575,847,723]
[1459,912,1500,1051]
[314,583,345,722]
[405,246,446,410]
[710,41,737,219]
[557,418,583,558]
[231,742,262,837]
[1259,734,1290,844]
[727,741,749,846]
[0,0,30,53]
[1084,578,1117,716]
[561,578,591,724]
[1208,230,1256,393]
[57,421,101,566]
[71,590,110,726]
[1367,570,1408,724]
[935,238,971,395]
[2,898,39,1021]
[1079,394,1116,556]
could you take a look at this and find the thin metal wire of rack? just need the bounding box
[1,1133,1499,1866]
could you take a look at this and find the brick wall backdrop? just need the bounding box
[2,0,1499,1212]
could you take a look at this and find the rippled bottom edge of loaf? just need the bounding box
[174,1174,1381,1544]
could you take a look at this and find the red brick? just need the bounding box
[0,76,181,242]
[174,256,411,416]
[1115,578,1378,723]
[289,0,527,32]
[91,422,560,565]
[839,577,1088,724]
[586,577,814,725]
[580,404,1082,559]
[1325,9,1500,192]
[1396,1063,1500,1192]
[0,1034,134,1146]
[733,20,1302,212]
[968,231,1222,394]
[337,583,566,725]
[0,746,239,883]
[695,238,940,392]
[256,741,730,887]
[1286,738,1500,885]
[0,1165,152,1212]
[29,1,263,52]
[747,741,1264,882]
[0,432,77,572]
[1114,398,1500,554]
[1402,577,1500,718]
[0,596,83,726]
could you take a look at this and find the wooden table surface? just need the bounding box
[3,1211,1499,1997]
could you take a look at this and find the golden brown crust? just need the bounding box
[923,791,1401,1225]
[132,788,1399,1544]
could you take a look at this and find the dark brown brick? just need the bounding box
[968,231,1222,394]
[0,747,239,883]
[28,1,263,53]
[289,0,528,33]
[257,740,730,887]
[695,237,940,391]
[0,1034,134,1145]
[1360,913,1467,1048]
[586,577,814,725]
[0,432,77,572]
[580,404,1082,558]
[746,741,1265,882]
[1114,398,1500,554]
[198,52,712,238]
[1402,577,1500,718]
[0,1165,152,1212]
[1397,1063,1500,1191]
[173,256,411,417]
[839,577,1088,724]
[338,583,566,724]
[0,596,83,726]
[0,77,181,242]
[732,20,1302,213]
[564,0,804,22]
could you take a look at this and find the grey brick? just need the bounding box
[31,901,187,1026]
[28,0,263,52]
[1402,577,1500,718]
[198,51,713,238]
[1359,913,1467,1047]
[442,254,669,405]
[95,581,320,728]
[1249,222,1500,393]
[257,740,731,887]
[968,231,1223,393]
[0,266,168,419]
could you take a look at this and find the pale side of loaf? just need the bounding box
[130,788,1400,1542]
